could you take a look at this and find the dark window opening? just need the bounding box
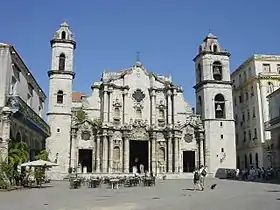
[61,31,66,39]
[212,61,223,80]
[57,90,64,104]
[58,53,66,70]
[214,94,225,118]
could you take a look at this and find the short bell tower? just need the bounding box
[46,22,76,180]
[193,33,236,175]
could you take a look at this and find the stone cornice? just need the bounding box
[193,80,232,90]
[233,73,280,92]
[50,39,76,49]
[91,83,129,91]
[48,70,75,79]
[47,112,72,116]
[193,51,231,62]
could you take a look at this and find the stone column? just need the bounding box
[167,136,173,172]
[167,90,172,125]
[108,87,113,123]
[103,86,108,123]
[123,89,129,124]
[70,127,78,169]
[0,107,12,162]
[150,89,156,125]
[102,134,108,173]
[173,89,178,124]
[178,138,182,173]
[151,133,156,173]
[173,136,179,173]
[108,131,113,173]
[123,133,129,173]
[199,132,205,166]
[96,135,101,173]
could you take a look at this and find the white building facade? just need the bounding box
[265,88,280,168]
[0,43,50,161]
[46,23,237,180]
[231,55,280,169]
[194,33,237,175]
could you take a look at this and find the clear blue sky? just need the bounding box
[1,0,280,107]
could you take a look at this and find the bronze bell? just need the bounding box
[216,104,222,111]
[213,66,221,75]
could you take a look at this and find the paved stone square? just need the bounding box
[0,179,280,210]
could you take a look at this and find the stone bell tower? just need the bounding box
[46,22,76,179]
[193,33,236,175]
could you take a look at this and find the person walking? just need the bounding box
[199,165,207,191]
[193,168,201,191]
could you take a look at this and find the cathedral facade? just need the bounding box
[46,23,236,180]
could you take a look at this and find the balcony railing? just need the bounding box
[6,95,50,136]
[265,115,280,130]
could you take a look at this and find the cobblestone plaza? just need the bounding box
[0,179,279,210]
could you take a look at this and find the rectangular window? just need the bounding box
[245,92,249,100]
[254,128,257,139]
[239,95,243,103]
[234,97,237,106]
[242,112,245,121]
[251,86,254,96]
[277,64,280,74]
[10,76,17,95]
[248,67,252,77]
[249,130,251,140]
[247,110,250,120]
[263,64,271,72]
[243,131,247,142]
[243,71,247,82]
[252,107,256,118]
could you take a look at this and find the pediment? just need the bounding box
[74,119,95,131]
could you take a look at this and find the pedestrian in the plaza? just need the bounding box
[199,165,207,191]
[193,168,201,191]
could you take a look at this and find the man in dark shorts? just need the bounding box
[193,168,201,191]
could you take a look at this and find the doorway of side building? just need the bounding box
[129,140,148,173]
[78,149,93,173]
[183,151,195,172]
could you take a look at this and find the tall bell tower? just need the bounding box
[193,33,236,175]
[46,22,76,179]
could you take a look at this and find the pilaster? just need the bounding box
[123,89,129,124]
[123,131,130,173]
[151,132,157,173]
[102,133,108,173]
[96,135,101,173]
[167,135,173,172]
[108,130,114,173]
[167,90,172,125]
[0,107,12,162]
[103,86,108,123]
[108,87,113,123]
[150,89,156,125]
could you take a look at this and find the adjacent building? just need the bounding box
[0,43,50,161]
[231,55,280,169]
[46,23,237,180]
[265,88,280,168]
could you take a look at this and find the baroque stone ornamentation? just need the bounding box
[184,133,193,143]
[132,89,145,102]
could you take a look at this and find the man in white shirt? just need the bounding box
[199,165,207,191]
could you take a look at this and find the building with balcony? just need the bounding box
[0,43,50,161]
[231,54,280,169]
[265,88,280,168]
